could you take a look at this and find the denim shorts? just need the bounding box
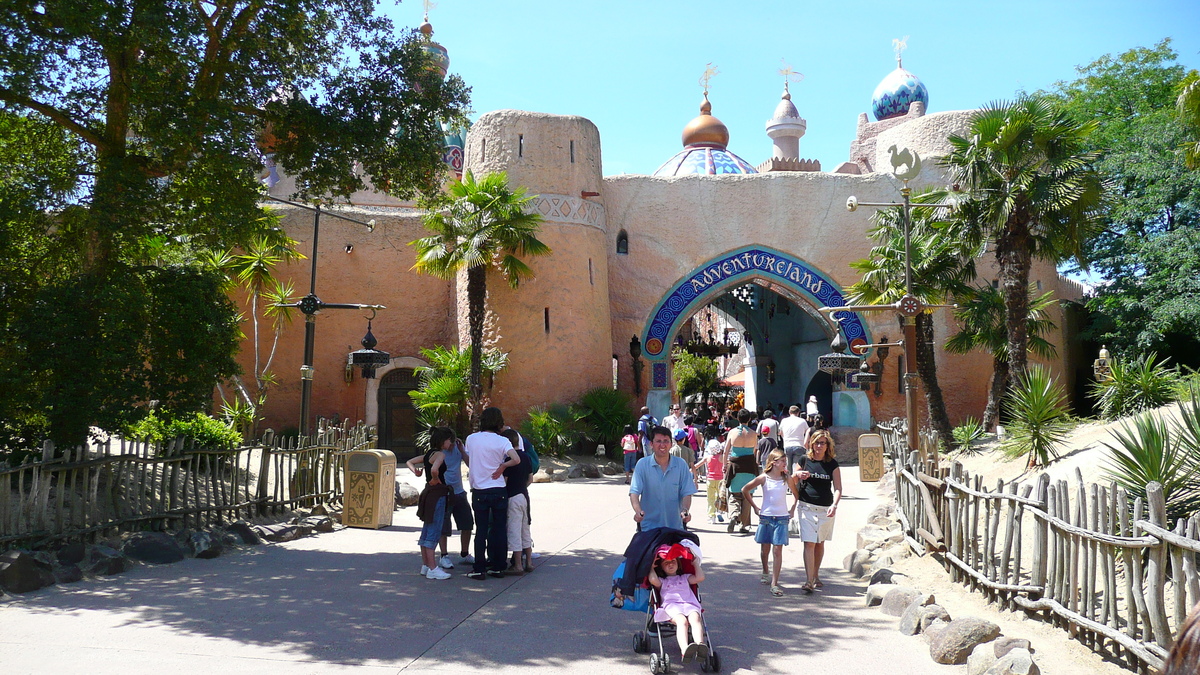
[754,515,790,546]
[418,495,446,549]
[624,452,639,473]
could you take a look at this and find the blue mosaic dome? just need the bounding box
[653,144,757,176]
[871,66,928,121]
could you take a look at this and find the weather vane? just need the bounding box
[699,63,719,96]
[779,59,804,94]
[893,35,909,68]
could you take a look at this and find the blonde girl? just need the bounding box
[792,430,841,593]
[741,448,796,597]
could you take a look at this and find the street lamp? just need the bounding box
[265,194,383,436]
[629,336,643,396]
[1093,345,1112,382]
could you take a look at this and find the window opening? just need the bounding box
[589,258,594,285]
[518,134,524,157]
[616,230,629,255]
[570,140,575,163]
[544,307,550,334]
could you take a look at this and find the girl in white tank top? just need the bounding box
[740,448,798,596]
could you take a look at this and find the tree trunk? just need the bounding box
[915,312,956,452]
[997,219,1033,381]
[983,354,1009,431]
[466,263,487,431]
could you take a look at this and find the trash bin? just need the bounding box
[343,449,396,528]
[857,434,885,482]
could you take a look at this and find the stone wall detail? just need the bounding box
[531,193,605,229]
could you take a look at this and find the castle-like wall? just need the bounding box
[873,109,974,171]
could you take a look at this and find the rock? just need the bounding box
[968,643,998,675]
[54,564,83,584]
[601,462,622,476]
[930,617,1002,665]
[395,480,419,507]
[310,504,329,516]
[301,516,335,533]
[868,568,899,586]
[56,542,86,566]
[567,463,601,479]
[879,544,912,561]
[292,507,313,520]
[531,470,552,483]
[881,586,934,617]
[582,463,601,478]
[899,601,948,635]
[843,548,872,577]
[122,532,186,564]
[227,521,262,545]
[874,555,895,570]
[920,604,952,632]
[0,550,56,593]
[858,526,904,551]
[923,618,950,643]
[864,583,893,607]
[189,531,223,559]
[985,648,1039,675]
[85,545,129,576]
[253,523,300,543]
[993,637,1032,659]
[551,471,568,482]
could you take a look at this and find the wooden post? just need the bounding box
[1145,482,1172,649]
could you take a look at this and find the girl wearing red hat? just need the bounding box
[647,543,709,662]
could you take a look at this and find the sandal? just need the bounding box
[801,583,814,594]
[771,585,784,597]
[760,572,770,584]
[813,580,824,589]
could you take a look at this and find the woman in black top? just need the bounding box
[791,430,841,592]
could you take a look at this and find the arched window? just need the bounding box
[616,230,629,255]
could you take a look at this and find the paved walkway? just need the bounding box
[0,468,940,674]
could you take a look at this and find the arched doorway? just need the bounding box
[377,368,419,460]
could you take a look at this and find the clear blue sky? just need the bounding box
[385,0,1200,176]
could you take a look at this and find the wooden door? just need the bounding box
[378,368,419,460]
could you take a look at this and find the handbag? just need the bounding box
[715,484,729,512]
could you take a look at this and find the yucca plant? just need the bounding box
[1000,366,1073,468]
[1091,352,1179,420]
[577,387,635,451]
[520,404,586,457]
[952,417,986,453]
[1102,406,1200,521]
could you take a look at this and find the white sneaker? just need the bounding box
[459,554,475,565]
[419,564,430,576]
[426,567,452,580]
[438,556,454,570]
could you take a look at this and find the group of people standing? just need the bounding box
[407,407,538,581]
[626,400,841,597]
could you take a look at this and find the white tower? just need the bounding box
[765,85,806,159]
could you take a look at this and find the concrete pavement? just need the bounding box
[0,467,941,674]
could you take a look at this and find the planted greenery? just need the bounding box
[1102,404,1200,521]
[126,411,243,452]
[520,404,587,457]
[1091,352,1179,420]
[577,388,635,450]
[1000,366,1073,468]
[409,345,507,447]
[952,417,986,452]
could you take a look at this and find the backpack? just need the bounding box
[638,415,657,440]
[519,434,541,474]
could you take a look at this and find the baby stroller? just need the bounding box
[631,541,721,673]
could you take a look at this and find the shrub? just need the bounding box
[952,416,986,452]
[577,387,635,449]
[1102,407,1200,521]
[1000,366,1073,467]
[1091,352,1179,420]
[126,411,243,451]
[520,404,585,457]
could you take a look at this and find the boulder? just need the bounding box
[899,602,950,635]
[923,618,950,643]
[85,545,129,576]
[123,532,186,564]
[551,471,568,482]
[881,586,934,617]
[189,531,223,559]
[879,544,912,562]
[310,504,329,516]
[531,470,552,483]
[920,604,952,632]
[993,637,1032,659]
[226,521,263,545]
[843,548,872,577]
[56,542,86,566]
[582,463,601,478]
[968,643,998,675]
[874,555,895,570]
[601,462,622,476]
[857,526,890,550]
[301,516,335,533]
[868,568,899,586]
[864,583,892,607]
[54,564,83,584]
[395,480,420,507]
[0,550,56,593]
[567,463,601,479]
[985,648,1039,675]
[253,523,301,543]
[930,617,1002,665]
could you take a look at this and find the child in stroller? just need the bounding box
[633,541,720,672]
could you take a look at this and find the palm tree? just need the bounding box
[228,235,302,396]
[410,171,550,427]
[942,95,1105,382]
[945,284,1059,431]
[848,196,979,451]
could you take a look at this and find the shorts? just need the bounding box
[754,515,790,546]
[507,493,533,551]
[624,452,639,473]
[797,502,836,543]
[418,495,446,550]
[441,491,475,536]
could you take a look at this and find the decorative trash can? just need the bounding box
[858,434,885,482]
[343,449,396,528]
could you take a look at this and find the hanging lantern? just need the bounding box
[348,319,390,379]
[818,332,862,374]
[852,359,880,385]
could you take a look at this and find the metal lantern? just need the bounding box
[349,320,390,379]
[852,360,880,385]
[817,333,862,375]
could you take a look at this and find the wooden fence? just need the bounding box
[0,422,374,551]
[880,418,1199,673]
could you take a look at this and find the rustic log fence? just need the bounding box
[879,418,1199,673]
[0,422,374,551]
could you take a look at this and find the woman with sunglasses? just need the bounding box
[791,430,841,593]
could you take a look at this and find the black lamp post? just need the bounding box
[629,336,643,396]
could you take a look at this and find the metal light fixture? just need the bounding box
[629,335,643,396]
[349,313,391,379]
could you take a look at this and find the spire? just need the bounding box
[765,60,806,161]
[681,64,729,148]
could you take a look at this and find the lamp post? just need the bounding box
[821,149,957,466]
[630,336,643,397]
[265,195,383,436]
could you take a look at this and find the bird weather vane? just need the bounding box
[423,0,437,21]
[779,59,804,94]
[893,36,909,67]
[699,63,719,95]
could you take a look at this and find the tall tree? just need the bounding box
[945,284,1059,431]
[1178,68,1200,169]
[942,95,1106,381]
[848,197,979,451]
[410,171,550,428]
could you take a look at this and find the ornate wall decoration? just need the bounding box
[532,193,605,229]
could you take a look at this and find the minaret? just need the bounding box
[765,83,806,160]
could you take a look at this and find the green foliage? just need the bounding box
[1091,352,1180,420]
[1000,366,1074,467]
[576,387,635,447]
[126,411,243,451]
[409,344,508,447]
[520,405,586,458]
[1102,407,1200,521]
[946,284,1059,361]
[1181,69,1200,169]
[671,349,724,405]
[952,417,986,451]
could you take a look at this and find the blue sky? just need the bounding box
[384,0,1200,176]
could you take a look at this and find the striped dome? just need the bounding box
[653,145,757,176]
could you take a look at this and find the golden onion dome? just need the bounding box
[681,94,730,148]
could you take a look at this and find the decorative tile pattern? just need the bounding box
[652,146,758,177]
[871,67,929,122]
[531,193,605,229]
[652,362,668,389]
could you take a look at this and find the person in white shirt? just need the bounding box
[806,395,820,423]
[757,409,780,444]
[464,407,520,580]
[778,405,811,473]
[662,404,685,434]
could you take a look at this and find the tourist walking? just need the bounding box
[695,425,726,523]
[723,409,758,535]
[779,405,810,474]
[792,430,842,592]
[629,426,697,531]
[621,424,641,484]
[638,406,658,458]
[757,409,780,445]
[407,427,456,580]
[741,448,797,596]
[671,429,696,468]
[500,429,535,575]
[663,404,685,434]
[806,395,819,424]
[465,407,521,580]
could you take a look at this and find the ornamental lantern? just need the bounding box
[817,332,862,375]
[348,319,390,379]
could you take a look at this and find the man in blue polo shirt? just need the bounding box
[629,425,697,531]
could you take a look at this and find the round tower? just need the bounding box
[765,85,807,159]
[461,111,613,422]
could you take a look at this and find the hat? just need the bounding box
[655,543,692,561]
[673,429,688,441]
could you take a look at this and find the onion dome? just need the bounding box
[419,16,450,80]
[653,95,757,176]
[871,60,928,121]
